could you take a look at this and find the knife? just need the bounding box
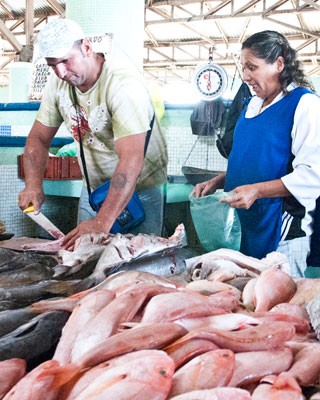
[23,206,65,239]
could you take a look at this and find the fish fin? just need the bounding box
[38,363,82,389]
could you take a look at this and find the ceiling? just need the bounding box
[0,0,319,87]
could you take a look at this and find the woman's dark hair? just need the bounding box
[242,30,314,92]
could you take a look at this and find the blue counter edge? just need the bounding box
[0,137,74,147]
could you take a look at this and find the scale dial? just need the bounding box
[193,63,228,101]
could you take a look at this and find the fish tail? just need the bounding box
[38,363,82,389]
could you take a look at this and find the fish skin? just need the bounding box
[284,342,320,386]
[185,279,242,298]
[141,291,229,323]
[58,350,166,400]
[174,313,261,332]
[0,252,57,273]
[38,322,188,389]
[251,374,303,400]
[168,321,296,353]
[71,284,178,362]
[253,267,296,312]
[0,358,26,400]
[0,263,55,288]
[169,349,235,397]
[2,360,60,400]
[164,338,219,370]
[0,311,69,363]
[54,289,115,365]
[90,224,187,283]
[65,350,175,400]
[169,387,252,399]
[0,248,20,267]
[228,348,293,387]
[0,279,82,307]
[0,307,39,338]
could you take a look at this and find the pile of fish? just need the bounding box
[0,242,320,399]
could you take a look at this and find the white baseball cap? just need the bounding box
[35,18,85,60]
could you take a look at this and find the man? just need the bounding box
[18,18,168,249]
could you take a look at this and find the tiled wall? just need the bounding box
[1,165,78,238]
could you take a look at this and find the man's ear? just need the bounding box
[81,39,93,56]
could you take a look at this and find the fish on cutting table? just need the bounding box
[53,289,116,364]
[228,348,293,387]
[0,358,26,400]
[0,311,69,363]
[21,237,64,253]
[89,224,187,283]
[168,349,235,397]
[169,387,252,399]
[253,267,296,311]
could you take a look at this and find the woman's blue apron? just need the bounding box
[224,87,310,259]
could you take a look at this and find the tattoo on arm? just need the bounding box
[111,173,127,190]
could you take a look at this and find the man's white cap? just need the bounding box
[35,18,85,60]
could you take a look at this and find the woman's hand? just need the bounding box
[221,184,260,209]
[192,173,226,198]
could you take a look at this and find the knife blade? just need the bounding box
[23,206,65,240]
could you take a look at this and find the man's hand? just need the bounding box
[61,216,109,250]
[18,188,45,214]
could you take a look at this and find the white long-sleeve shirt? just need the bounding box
[245,83,320,236]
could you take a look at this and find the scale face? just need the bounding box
[193,63,228,101]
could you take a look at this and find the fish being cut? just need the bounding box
[90,224,187,283]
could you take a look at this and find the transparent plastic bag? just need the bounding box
[189,191,241,252]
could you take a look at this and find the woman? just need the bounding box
[193,30,320,277]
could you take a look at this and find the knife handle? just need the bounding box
[23,205,35,213]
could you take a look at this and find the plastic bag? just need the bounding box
[56,142,77,157]
[189,191,241,252]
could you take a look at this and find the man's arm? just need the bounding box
[61,132,146,249]
[18,120,59,212]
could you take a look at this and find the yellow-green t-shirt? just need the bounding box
[36,59,168,191]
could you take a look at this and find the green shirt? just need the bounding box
[36,59,168,191]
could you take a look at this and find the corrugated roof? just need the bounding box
[0,0,319,86]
